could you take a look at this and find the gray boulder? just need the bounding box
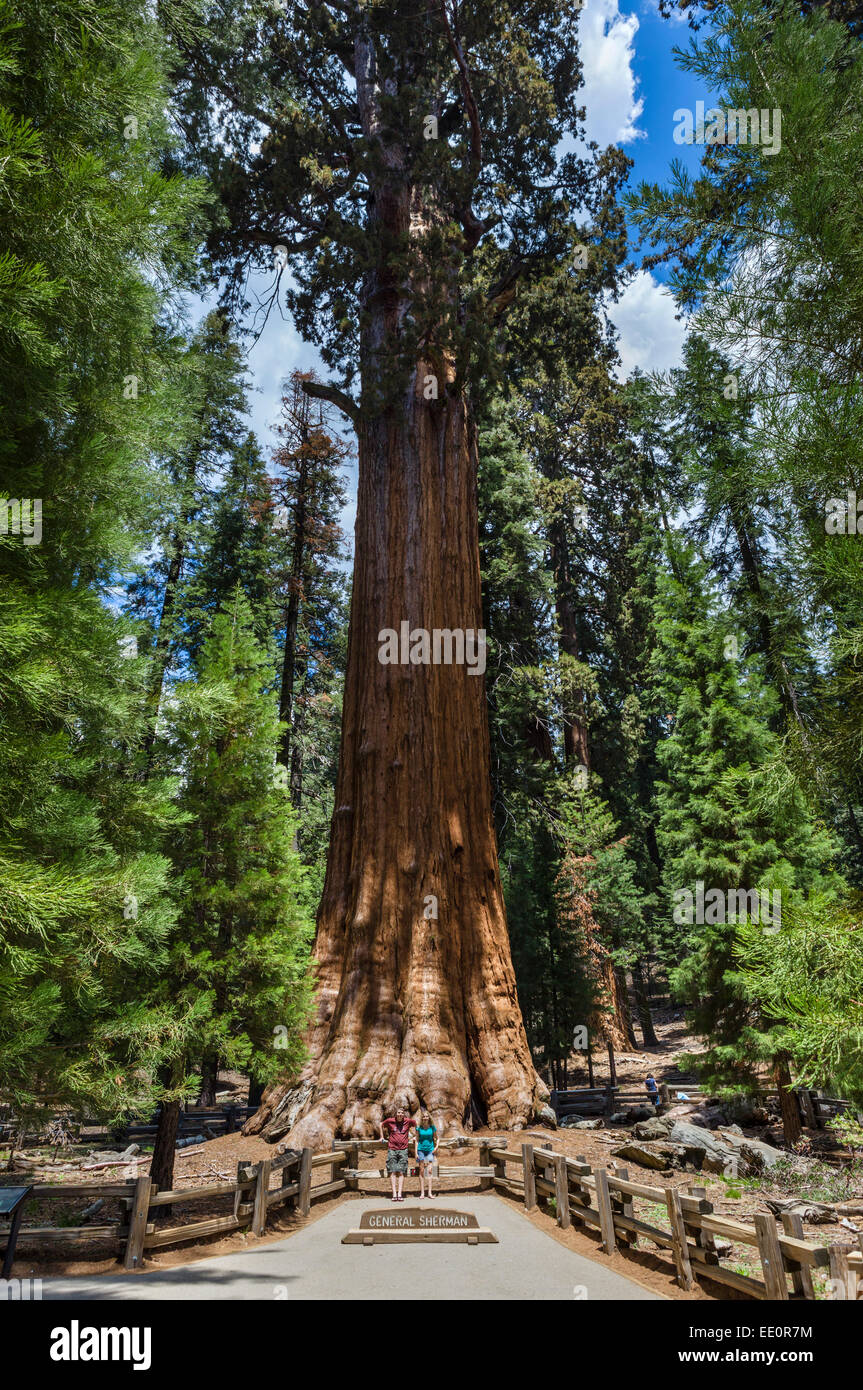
[633,1115,675,1141]
[611,1140,688,1172]
[669,1120,738,1172]
[724,1094,769,1126]
[689,1106,728,1130]
[535,1103,558,1129]
[718,1127,786,1169]
[562,1117,604,1130]
[625,1106,656,1123]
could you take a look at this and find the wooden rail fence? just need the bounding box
[4,1135,862,1297]
[487,1140,862,1300]
[551,1083,855,1126]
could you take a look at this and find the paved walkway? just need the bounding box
[39,1195,661,1301]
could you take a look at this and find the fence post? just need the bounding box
[521,1143,537,1211]
[593,1167,616,1254]
[797,1088,817,1130]
[828,1243,853,1300]
[665,1186,693,1289]
[252,1159,272,1236]
[780,1211,814,1299]
[553,1154,570,1230]
[298,1146,312,1216]
[754,1213,788,1300]
[689,1184,718,1266]
[479,1142,493,1191]
[123,1176,153,1271]
[234,1161,254,1219]
[611,1166,636,1247]
[491,1144,506,1189]
[346,1141,360,1192]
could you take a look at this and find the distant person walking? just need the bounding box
[415,1109,438,1199]
[381,1103,416,1202]
[645,1074,660,1108]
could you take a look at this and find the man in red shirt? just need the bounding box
[380,1104,416,1201]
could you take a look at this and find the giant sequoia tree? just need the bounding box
[165,0,622,1144]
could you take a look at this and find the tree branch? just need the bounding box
[302,379,360,425]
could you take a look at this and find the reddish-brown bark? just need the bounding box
[246,41,545,1146]
[249,382,546,1147]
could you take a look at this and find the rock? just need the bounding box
[562,1117,603,1130]
[625,1106,655,1123]
[718,1129,786,1171]
[739,1140,785,1172]
[608,1112,631,1126]
[120,1143,140,1159]
[535,1104,558,1129]
[611,1142,674,1171]
[633,1115,675,1141]
[669,1120,738,1172]
[689,1106,728,1130]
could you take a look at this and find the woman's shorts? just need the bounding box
[386,1150,409,1175]
[417,1150,435,1165]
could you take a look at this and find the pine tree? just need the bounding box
[269,373,350,833]
[126,309,254,749]
[0,0,206,1125]
[151,589,314,1185]
[735,896,863,1108]
[653,547,839,1090]
[182,432,282,664]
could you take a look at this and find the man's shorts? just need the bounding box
[386,1149,409,1175]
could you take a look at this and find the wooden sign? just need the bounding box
[343,1206,497,1245]
[358,1207,479,1230]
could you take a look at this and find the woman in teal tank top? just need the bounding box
[415,1108,438,1198]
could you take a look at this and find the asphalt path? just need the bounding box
[37,1194,662,1301]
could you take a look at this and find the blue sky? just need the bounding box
[236,0,711,454]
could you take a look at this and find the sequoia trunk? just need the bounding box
[251,382,545,1148]
[246,28,545,1150]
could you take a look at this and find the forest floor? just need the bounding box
[6,1008,861,1297]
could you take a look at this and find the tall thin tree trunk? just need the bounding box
[774,1051,802,1147]
[633,958,659,1046]
[278,450,307,773]
[549,517,590,768]
[150,1100,181,1197]
[198,1055,219,1108]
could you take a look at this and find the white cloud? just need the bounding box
[608,269,687,377]
[579,0,645,147]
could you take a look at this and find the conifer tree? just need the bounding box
[653,548,839,1091]
[151,589,314,1181]
[0,0,206,1124]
